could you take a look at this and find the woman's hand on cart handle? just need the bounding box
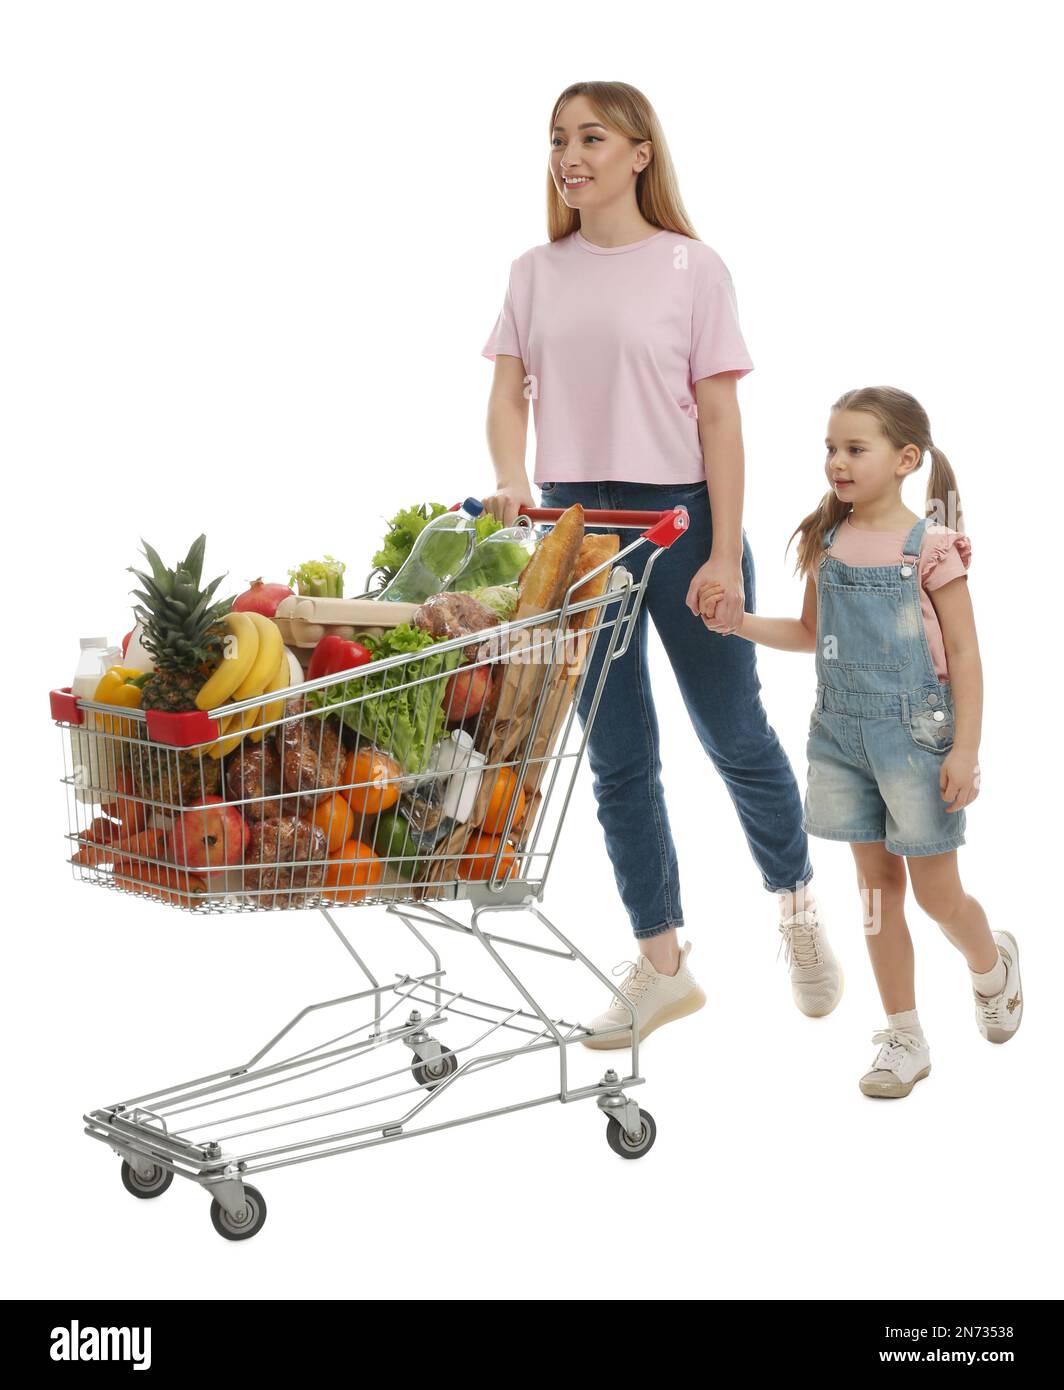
[482,483,535,527]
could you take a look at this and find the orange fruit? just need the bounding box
[322,840,383,902]
[313,793,356,853]
[480,767,526,836]
[342,747,401,816]
[457,832,517,882]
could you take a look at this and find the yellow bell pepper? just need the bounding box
[93,666,149,740]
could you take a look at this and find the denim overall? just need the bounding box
[802,515,966,856]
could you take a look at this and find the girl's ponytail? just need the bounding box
[926,443,964,535]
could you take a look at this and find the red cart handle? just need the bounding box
[518,505,689,548]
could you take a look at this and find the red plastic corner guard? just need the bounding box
[642,506,689,548]
[143,709,221,748]
[50,687,83,724]
[48,687,220,746]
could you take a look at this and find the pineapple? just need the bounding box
[128,535,233,807]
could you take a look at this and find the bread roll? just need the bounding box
[566,534,620,632]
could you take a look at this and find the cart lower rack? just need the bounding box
[55,504,688,1239]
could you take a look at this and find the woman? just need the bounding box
[480,81,842,1048]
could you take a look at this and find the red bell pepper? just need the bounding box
[308,634,372,680]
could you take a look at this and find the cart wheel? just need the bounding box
[606,1109,657,1160]
[209,1185,267,1241]
[413,1045,457,1090]
[120,1158,174,1199]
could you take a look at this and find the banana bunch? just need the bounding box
[195,612,290,759]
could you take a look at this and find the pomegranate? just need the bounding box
[233,577,294,618]
[171,796,250,870]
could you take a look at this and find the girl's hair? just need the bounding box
[790,385,964,577]
[546,82,697,241]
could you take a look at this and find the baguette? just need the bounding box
[474,505,585,755]
[566,534,620,632]
[514,504,586,618]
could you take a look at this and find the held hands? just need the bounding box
[686,559,744,636]
[695,582,732,632]
[482,484,535,527]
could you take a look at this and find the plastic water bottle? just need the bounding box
[452,518,535,592]
[376,498,484,604]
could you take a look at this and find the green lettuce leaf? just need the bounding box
[307,622,463,773]
[466,585,519,620]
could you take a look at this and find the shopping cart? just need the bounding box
[50,504,688,1239]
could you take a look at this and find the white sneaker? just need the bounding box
[974,931,1023,1044]
[581,941,706,1050]
[859,1027,931,1098]
[778,908,843,1017]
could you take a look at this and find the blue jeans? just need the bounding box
[541,478,813,940]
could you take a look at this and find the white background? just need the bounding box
[3,0,1060,1300]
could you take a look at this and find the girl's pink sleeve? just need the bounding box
[691,258,755,384]
[482,260,525,364]
[921,527,972,590]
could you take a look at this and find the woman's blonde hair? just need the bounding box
[790,386,964,577]
[546,82,697,241]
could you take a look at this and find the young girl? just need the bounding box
[698,386,1021,1096]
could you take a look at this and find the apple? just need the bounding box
[172,795,250,870]
[444,664,491,724]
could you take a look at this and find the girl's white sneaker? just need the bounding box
[581,941,706,1050]
[974,931,1023,1044]
[859,1027,931,1098]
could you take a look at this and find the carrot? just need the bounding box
[71,816,121,867]
[100,768,149,833]
[111,828,169,876]
[114,862,208,908]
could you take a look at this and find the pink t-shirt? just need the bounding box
[481,228,754,485]
[815,518,972,682]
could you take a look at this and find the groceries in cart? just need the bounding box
[54,503,628,911]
